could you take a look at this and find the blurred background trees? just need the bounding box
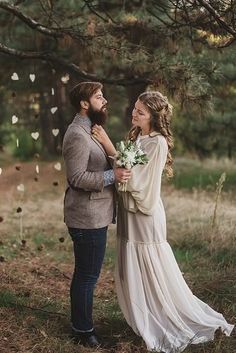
[0,0,235,159]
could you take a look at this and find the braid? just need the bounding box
[164,137,174,178]
[158,105,174,178]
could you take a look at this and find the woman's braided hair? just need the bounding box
[128,91,174,178]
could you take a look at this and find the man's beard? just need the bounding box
[88,105,108,126]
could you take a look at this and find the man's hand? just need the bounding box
[114,167,132,183]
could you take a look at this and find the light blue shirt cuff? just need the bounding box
[104,169,115,186]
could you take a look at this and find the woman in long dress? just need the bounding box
[92,91,234,352]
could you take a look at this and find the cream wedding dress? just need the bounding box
[115,132,234,353]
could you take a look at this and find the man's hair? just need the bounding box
[69,81,103,112]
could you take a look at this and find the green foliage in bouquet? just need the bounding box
[115,140,149,170]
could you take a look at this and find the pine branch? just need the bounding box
[0,42,151,86]
[83,0,109,23]
[0,1,87,41]
[196,0,236,37]
[0,1,63,38]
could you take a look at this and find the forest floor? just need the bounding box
[0,157,235,353]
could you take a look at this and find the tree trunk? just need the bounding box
[227,142,232,159]
[54,80,68,154]
[39,91,56,156]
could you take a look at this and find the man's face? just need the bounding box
[88,89,108,125]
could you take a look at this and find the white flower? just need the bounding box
[116,159,123,167]
[125,151,137,165]
[115,139,148,174]
[120,141,125,151]
[125,162,132,169]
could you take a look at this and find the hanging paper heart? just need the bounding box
[52,129,59,137]
[31,132,39,140]
[12,115,18,124]
[54,162,61,171]
[0,168,2,175]
[61,74,70,84]
[17,184,25,192]
[51,88,55,95]
[29,74,36,82]
[11,72,19,80]
[50,107,58,114]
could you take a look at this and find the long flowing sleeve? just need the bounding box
[121,135,168,215]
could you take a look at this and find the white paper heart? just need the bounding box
[51,88,55,95]
[29,74,36,82]
[0,168,2,175]
[16,138,19,147]
[12,115,18,124]
[61,74,70,84]
[17,184,25,192]
[11,72,19,80]
[36,165,39,174]
[50,107,58,114]
[54,162,61,171]
[31,132,39,140]
[52,129,59,137]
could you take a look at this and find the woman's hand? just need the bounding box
[114,167,132,183]
[92,124,109,144]
[92,124,116,156]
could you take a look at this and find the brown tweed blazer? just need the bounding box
[62,115,115,229]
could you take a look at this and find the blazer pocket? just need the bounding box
[90,190,111,200]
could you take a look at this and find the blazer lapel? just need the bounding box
[80,125,109,160]
[72,115,111,163]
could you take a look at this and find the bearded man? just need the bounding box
[62,82,131,347]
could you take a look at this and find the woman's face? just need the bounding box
[132,99,151,133]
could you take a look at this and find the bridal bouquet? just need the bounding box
[115,139,148,192]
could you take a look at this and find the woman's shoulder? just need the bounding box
[145,132,168,150]
[139,134,167,160]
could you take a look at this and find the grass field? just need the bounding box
[0,157,235,353]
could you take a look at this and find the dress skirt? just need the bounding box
[115,196,234,353]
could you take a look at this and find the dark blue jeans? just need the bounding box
[68,226,107,332]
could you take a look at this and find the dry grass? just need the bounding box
[0,159,235,353]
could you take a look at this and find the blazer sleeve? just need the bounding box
[121,137,167,215]
[62,130,104,192]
